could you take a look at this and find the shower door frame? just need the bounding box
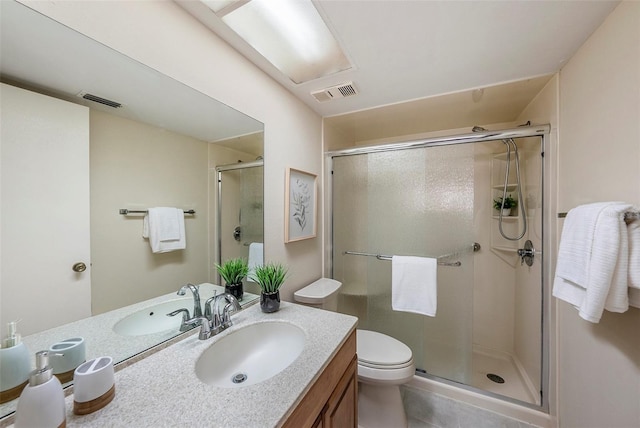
[215,159,264,283]
[324,124,551,413]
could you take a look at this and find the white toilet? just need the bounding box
[294,279,415,428]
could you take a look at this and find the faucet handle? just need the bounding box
[166,308,191,332]
[184,316,212,340]
[204,291,218,321]
[221,294,241,326]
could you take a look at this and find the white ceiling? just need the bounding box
[178,0,619,118]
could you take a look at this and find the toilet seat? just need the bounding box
[356,330,415,385]
[357,330,413,367]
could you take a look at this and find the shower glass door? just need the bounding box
[332,144,475,384]
[217,163,264,295]
[331,135,544,406]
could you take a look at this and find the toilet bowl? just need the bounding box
[357,329,415,428]
[294,279,415,428]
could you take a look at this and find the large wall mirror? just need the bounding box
[0,0,263,418]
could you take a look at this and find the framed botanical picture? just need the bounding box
[285,168,317,243]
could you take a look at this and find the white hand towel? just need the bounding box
[247,242,264,282]
[144,207,186,253]
[553,202,631,322]
[392,255,437,317]
[627,217,640,308]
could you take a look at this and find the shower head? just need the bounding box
[472,126,487,132]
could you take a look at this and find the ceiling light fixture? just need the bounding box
[202,0,352,84]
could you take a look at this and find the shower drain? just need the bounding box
[486,373,505,384]
[231,372,248,384]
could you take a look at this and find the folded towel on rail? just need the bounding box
[552,202,632,322]
[247,242,263,282]
[143,207,186,253]
[627,217,640,308]
[392,255,437,317]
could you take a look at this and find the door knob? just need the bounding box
[72,262,87,273]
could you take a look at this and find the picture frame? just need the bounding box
[285,167,317,243]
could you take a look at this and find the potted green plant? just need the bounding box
[493,194,517,216]
[253,262,288,313]
[215,258,249,300]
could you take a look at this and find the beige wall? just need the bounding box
[90,110,209,314]
[557,2,640,427]
[24,0,324,302]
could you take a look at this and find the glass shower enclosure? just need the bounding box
[329,129,546,408]
[216,160,264,295]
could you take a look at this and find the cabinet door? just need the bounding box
[323,357,358,428]
[1,83,91,336]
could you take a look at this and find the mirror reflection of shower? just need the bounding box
[216,159,264,295]
[473,126,527,241]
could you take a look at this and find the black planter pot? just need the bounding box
[260,291,280,313]
[225,282,243,301]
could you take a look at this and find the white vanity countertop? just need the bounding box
[0,283,258,419]
[63,302,358,427]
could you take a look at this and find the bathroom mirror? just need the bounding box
[0,0,263,418]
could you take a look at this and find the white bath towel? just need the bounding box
[553,202,632,322]
[143,207,186,253]
[627,216,640,308]
[247,242,263,282]
[391,255,437,317]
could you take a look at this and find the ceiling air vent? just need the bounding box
[77,91,122,108]
[311,82,358,103]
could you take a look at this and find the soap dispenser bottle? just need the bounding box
[0,321,31,404]
[15,350,66,428]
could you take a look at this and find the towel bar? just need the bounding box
[119,209,196,215]
[343,242,480,267]
[558,211,639,223]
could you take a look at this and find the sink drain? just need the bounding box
[487,373,505,384]
[231,373,248,384]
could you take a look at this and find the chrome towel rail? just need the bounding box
[343,243,480,267]
[558,210,639,224]
[119,209,196,215]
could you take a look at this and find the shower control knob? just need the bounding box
[72,262,87,273]
[517,240,535,267]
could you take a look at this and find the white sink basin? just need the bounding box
[195,321,305,388]
[113,299,194,336]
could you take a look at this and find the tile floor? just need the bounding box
[402,385,541,428]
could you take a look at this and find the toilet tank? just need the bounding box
[293,278,342,311]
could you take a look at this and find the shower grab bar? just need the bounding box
[343,243,480,267]
[119,208,196,215]
[558,210,639,224]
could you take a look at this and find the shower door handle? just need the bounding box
[517,240,535,266]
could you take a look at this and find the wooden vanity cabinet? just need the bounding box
[283,330,357,428]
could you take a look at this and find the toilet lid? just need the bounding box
[293,278,342,304]
[356,329,413,367]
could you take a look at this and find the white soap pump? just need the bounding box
[0,321,31,404]
[15,350,66,428]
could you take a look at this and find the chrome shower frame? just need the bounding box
[215,159,264,283]
[324,124,551,414]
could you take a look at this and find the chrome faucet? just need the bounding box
[177,283,202,318]
[190,293,242,340]
[166,308,192,332]
[183,316,212,340]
